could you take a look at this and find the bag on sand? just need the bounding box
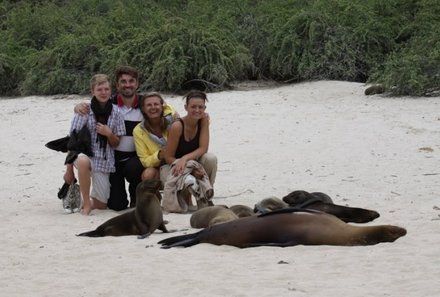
[62,183,82,213]
[57,178,77,199]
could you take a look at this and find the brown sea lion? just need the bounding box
[283,190,333,205]
[229,204,254,218]
[253,196,288,213]
[365,84,385,95]
[77,179,168,238]
[158,208,406,248]
[190,206,239,228]
[282,190,380,223]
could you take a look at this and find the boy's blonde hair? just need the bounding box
[90,74,110,91]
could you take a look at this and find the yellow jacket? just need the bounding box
[133,104,176,168]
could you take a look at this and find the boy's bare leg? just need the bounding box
[76,156,93,215]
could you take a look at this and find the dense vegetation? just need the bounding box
[1,0,439,96]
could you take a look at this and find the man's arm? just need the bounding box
[74,102,90,115]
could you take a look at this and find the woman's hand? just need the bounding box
[192,167,205,179]
[171,158,187,176]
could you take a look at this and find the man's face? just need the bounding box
[116,74,138,98]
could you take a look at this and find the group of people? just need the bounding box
[63,66,217,215]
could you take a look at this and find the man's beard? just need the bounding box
[119,88,135,98]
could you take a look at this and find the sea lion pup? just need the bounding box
[190,206,239,228]
[77,179,168,238]
[282,190,380,223]
[158,208,407,249]
[229,205,254,218]
[253,196,289,214]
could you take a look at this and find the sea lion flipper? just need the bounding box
[320,204,380,223]
[158,223,169,233]
[158,230,202,248]
[137,233,151,239]
[76,229,102,237]
[160,238,200,249]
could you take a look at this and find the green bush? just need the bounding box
[104,20,251,91]
[0,53,20,95]
[20,34,104,95]
[5,2,69,50]
[371,31,440,96]
[1,0,439,96]
[368,0,440,95]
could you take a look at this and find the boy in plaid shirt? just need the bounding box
[64,74,125,215]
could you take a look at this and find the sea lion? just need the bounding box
[190,206,239,228]
[365,84,385,95]
[158,208,406,249]
[282,190,380,223]
[253,196,289,213]
[283,190,333,205]
[77,179,168,238]
[229,204,254,218]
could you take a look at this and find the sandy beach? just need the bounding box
[1,81,439,297]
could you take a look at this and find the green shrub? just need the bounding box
[0,53,20,95]
[369,0,440,95]
[1,0,439,96]
[5,2,70,50]
[265,0,403,82]
[104,20,251,91]
[372,31,440,96]
[20,34,104,95]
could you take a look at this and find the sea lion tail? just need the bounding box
[158,231,202,248]
[160,238,200,249]
[76,230,102,237]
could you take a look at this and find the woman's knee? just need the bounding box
[200,153,218,173]
[199,153,217,185]
[200,152,217,167]
[141,167,159,181]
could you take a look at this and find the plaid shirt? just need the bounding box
[70,105,126,173]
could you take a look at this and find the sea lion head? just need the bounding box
[136,179,162,201]
[282,190,315,206]
[254,196,288,214]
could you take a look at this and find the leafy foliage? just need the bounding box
[0,0,438,96]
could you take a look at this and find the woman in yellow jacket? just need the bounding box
[133,92,178,181]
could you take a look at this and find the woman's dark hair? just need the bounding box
[141,92,168,133]
[184,90,208,105]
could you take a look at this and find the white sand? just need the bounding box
[1,81,439,297]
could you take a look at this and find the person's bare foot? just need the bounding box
[81,204,92,215]
[81,198,94,215]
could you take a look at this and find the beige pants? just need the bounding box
[160,152,217,186]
